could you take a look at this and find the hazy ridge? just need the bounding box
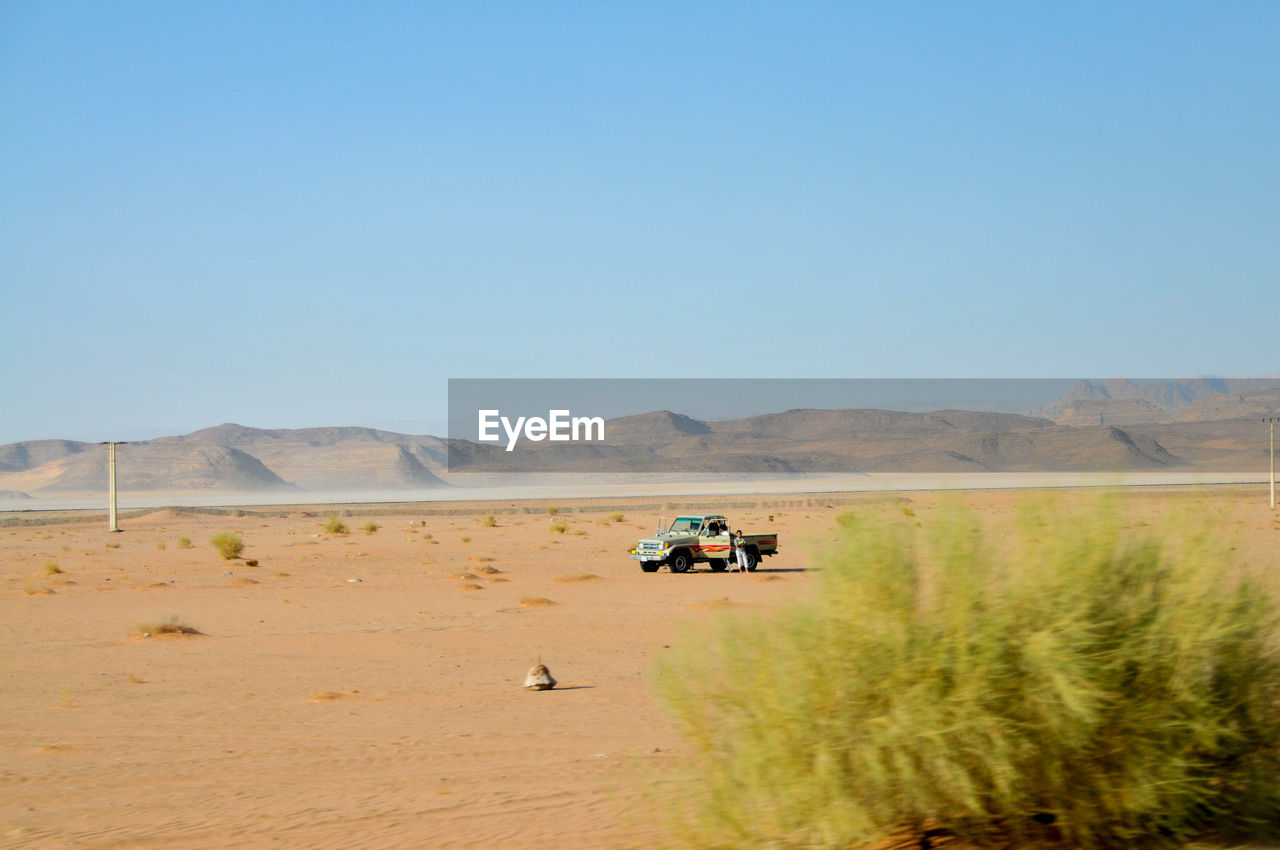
[2,381,1277,495]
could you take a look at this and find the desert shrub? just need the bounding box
[482,512,497,527]
[42,561,63,575]
[655,496,1280,849]
[607,511,625,523]
[550,519,568,534]
[176,536,192,549]
[209,531,243,560]
[133,614,201,636]
[362,521,380,534]
[546,506,560,516]
[323,514,348,535]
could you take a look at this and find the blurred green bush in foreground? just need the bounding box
[656,496,1280,848]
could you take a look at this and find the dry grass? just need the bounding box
[520,597,558,607]
[658,495,1280,849]
[133,614,202,637]
[210,531,244,560]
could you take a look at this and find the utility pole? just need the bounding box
[1267,417,1278,510]
[101,441,127,532]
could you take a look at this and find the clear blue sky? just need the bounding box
[2,1,1277,443]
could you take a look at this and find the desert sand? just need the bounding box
[3,487,1278,848]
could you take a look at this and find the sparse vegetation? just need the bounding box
[156,540,167,550]
[133,614,201,636]
[482,512,497,527]
[310,689,357,701]
[461,534,472,543]
[546,506,560,516]
[362,521,380,534]
[323,514,349,535]
[656,496,1280,849]
[42,561,63,575]
[607,511,625,523]
[550,519,568,534]
[176,536,192,549]
[209,531,244,560]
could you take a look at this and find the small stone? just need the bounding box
[523,663,556,691]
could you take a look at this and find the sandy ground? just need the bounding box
[3,487,1278,849]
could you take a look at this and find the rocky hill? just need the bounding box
[4,390,1278,496]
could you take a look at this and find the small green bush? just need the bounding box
[656,496,1280,848]
[176,536,192,549]
[546,506,560,516]
[482,512,497,527]
[461,534,471,543]
[607,511,625,523]
[550,519,568,534]
[362,521,380,534]
[323,514,348,535]
[42,561,63,575]
[209,531,244,560]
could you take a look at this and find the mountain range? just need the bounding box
[1,381,1277,496]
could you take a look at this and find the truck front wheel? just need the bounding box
[640,562,660,573]
[669,551,693,573]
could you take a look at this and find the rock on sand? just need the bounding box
[523,663,556,690]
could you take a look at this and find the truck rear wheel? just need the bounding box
[745,547,759,572]
[669,551,693,573]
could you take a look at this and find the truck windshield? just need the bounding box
[668,517,701,533]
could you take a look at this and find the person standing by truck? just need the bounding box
[734,529,750,573]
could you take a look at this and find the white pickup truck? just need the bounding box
[629,514,779,573]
